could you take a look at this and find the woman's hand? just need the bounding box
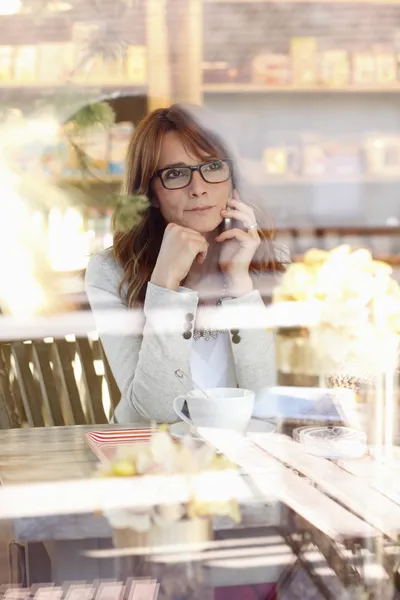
[150,223,209,291]
[216,190,260,297]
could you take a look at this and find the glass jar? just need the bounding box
[276,327,320,387]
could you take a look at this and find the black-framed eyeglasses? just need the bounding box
[154,159,232,190]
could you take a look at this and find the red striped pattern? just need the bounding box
[84,428,154,463]
[85,428,154,444]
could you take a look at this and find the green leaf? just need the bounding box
[113,194,150,232]
[71,102,116,131]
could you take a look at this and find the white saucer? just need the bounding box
[169,419,276,440]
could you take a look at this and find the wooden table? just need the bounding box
[0,425,399,598]
[0,425,281,589]
[0,424,121,484]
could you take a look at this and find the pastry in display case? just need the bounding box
[272,246,400,448]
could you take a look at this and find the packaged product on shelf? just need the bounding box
[262,146,300,177]
[109,122,134,175]
[37,43,74,83]
[14,46,37,82]
[263,147,288,176]
[301,137,326,177]
[323,140,363,177]
[101,53,125,83]
[290,37,318,86]
[81,123,110,177]
[364,135,400,177]
[0,46,14,81]
[374,48,397,85]
[352,51,376,85]
[319,50,350,88]
[41,134,68,178]
[126,46,147,84]
[252,52,291,86]
[202,61,239,84]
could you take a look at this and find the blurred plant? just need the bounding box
[64,101,116,179]
[113,193,149,232]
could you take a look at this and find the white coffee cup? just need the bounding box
[173,388,255,432]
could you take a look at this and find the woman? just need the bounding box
[85,104,285,424]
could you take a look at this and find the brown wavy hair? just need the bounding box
[113,104,284,307]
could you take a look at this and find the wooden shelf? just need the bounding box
[206,0,400,4]
[56,174,400,187]
[259,175,400,185]
[274,225,400,236]
[292,253,400,265]
[203,83,400,93]
[0,81,147,92]
[56,175,122,186]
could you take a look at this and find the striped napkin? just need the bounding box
[84,428,155,463]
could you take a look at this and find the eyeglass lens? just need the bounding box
[161,160,230,189]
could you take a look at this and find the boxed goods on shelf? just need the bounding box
[14,45,37,82]
[202,61,239,84]
[126,45,147,84]
[319,50,350,88]
[374,47,397,85]
[352,51,376,85]
[252,52,291,86]
[36,43,74,83]
[364,135,400,177]
[301,139,327,178]
[0,46,13,81]
[290,37,318,86]
[263,146,300,177]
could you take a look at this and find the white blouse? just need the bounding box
[190,331,232,389]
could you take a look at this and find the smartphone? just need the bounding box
[224,183,234,230]
[224,217,232,230]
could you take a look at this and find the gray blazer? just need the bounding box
[85,248,276,424]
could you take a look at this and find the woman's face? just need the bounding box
[152,131,232,233]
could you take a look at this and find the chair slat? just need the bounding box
[32,341,65,426]
[53,340,86,425]
[75,337,107,424]
[0,343,26,423]
[99,342,121,412]
[0,345,20,428]
[11,342,44,427]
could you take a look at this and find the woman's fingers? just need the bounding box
[216,228,254,244]
[221,208,259,234]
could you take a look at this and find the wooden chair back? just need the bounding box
[0,335,120,429]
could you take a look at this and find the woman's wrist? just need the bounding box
[150,271,180,292]
[225,273,253,297]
